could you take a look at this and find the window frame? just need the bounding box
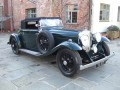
[66,4,78,24]
[26,8,36,18]
[117,6,120,22]
[25,21,38,29]
[0,6,3,17]
[99,3,110,22]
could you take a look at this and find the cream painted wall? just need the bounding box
[91,0,120,33]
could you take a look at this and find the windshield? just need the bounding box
[40,19,63,27]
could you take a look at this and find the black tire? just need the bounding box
[102,41,110,56]
[37,31,54,54]
[56,49,82,77]
[11,38,20,54]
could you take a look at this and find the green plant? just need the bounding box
[107,25,120,31]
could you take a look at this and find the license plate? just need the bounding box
[96,61,106,67]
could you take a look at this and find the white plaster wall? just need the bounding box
[91,0,120,33]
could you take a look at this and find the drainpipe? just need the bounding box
[0,6,3,31]
[89,0,92,30]
[50,0,53,17]
[10,0,14,31]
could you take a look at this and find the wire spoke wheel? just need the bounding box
[11,38,20,54]
[37,30,54,54]
[60,53,75,72]
[56,49,81,77]
[39,35,49,51]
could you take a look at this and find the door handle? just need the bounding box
[35,33,39,36]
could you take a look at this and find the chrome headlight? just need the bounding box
[93,33,102,42]
[79,30,91,52]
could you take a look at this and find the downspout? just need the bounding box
[61,0,63,18]
[0,6,3,31]
[89,0,92,30]
[50,0,53,17]
[10,0,14,31]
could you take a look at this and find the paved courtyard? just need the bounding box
[0,33,120,90]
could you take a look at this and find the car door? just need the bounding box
[21,21,39,51]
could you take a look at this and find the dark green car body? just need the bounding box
[20,28,79,52]
[8,17,113,77]
[9,17,84,56]
[8,17,110,56]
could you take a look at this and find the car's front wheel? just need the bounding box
[11,38,20,54]
[56,49,82,77]
[102,41,110,56]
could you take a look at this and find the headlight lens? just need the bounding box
[80,35,90,47]
[93,33,101,42]
[79,30,91,52]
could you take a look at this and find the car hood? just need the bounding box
[51,29,79,37]
[42,27,80,43]
[43,27,79,38]
[50,28,80,43]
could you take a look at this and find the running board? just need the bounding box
[80,52,115,70]
[19,49,42,56]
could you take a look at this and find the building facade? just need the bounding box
[0,0,14,31]
[11,0,90,30]
[2,0,120,32]
[91,0,120,33]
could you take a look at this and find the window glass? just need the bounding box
[99,3,110,21]
[40,19,63,27]
[25,21,38,29]
[66,4,78,24]
[26,8,36,18]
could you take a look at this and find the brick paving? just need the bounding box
[0,33,120,90]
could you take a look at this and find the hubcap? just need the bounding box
[12,44,15,48]
[63,61,67,66]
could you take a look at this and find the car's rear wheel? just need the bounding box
[37,31,54,54]
[102,41,110,56]
[11,38,20,54]
[56,49,82,77]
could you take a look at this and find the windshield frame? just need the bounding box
[39,19,63,28]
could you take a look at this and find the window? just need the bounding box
[66,4,78,24]
[99,3,110,21]
[26,8,36,18]
[118,7,120,21]
[25,21,38,29]
[28,0,36,3]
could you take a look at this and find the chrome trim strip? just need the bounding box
[19,49,42,56]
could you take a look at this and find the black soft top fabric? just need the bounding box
[21,17,61,29]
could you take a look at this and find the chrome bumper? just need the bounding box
[80,52,115,70]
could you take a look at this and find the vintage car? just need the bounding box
[8,17,114,77]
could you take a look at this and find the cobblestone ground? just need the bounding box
[0,33,120,90]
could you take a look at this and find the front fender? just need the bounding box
[8,33,21,48]
[53,41,82,52]
[101,36,110,42]
[41,41,82,56]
